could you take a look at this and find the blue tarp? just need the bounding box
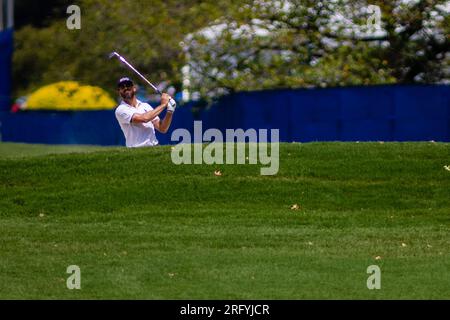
[0,84,449,145]
[0,29,13,111]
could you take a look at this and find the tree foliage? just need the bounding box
[13,0,240,97]
[184,0,449,98]
[13,0,450,100]
[26,81,116,110]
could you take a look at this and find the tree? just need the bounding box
[13,0,450,100]
[370,0,449,83]
[12,0,242,98]
[183,0,449,99]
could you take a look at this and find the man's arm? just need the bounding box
[131,93,170,124]
[131,104,166,124]
[153,111,173,133]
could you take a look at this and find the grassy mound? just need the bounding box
[0,142,449,299]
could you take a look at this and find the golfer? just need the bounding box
[115,77,176,147]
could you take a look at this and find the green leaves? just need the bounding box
[13,0,449,100]
[183,0,449,99]
[13,0,235,98]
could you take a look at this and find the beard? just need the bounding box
[120,89,135,100]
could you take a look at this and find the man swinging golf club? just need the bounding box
[115,77,176,147]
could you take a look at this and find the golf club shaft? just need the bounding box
[113,52,162,95]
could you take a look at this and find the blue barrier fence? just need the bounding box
[0,29,13,111]
[0,84,449,145]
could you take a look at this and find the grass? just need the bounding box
[0,142,117,159]
[0,141,449,299]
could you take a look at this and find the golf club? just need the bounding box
[109,51,162,95]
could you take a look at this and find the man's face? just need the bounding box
[118,82,136,100]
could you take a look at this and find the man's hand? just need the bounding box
[167,98,177,113]
[160,93,170,107]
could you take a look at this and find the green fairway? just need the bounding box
[0,142,449,299]
[0,142,116,159]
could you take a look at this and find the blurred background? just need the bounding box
[0,0,449,145]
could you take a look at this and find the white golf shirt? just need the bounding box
[115,99,160,148]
